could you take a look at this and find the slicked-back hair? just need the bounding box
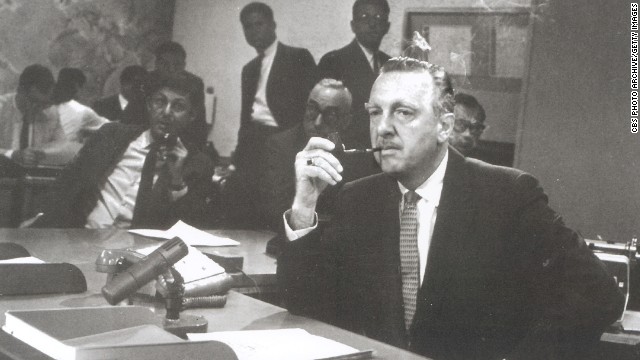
[380,57,455,116]
[352,0,390,18]
[240,2,274,24]
[18,64,54,94]
[315,78,353,107]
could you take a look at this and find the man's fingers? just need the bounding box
[304,156,342,184]
[303,136,336,152]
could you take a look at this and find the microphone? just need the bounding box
[101,237,188,305]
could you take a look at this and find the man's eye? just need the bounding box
[366,108,381,116]
[395,109,414,118]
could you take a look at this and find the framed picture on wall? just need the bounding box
[405,7,531,93]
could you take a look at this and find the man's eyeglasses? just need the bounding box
[354,13,388,25]
[453,118,486,135]
[149,95,189,115]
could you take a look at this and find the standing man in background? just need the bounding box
[150,41,207,150]
[318,0,391,149]
[228,1,317,228]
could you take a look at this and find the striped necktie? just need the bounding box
[400,190,420,331]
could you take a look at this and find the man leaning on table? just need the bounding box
[276,53,625,358]
[32,73,215,230]
[0,64,67,172]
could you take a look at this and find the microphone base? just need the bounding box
[163,314,208,339]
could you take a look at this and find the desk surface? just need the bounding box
[0,228,428,359]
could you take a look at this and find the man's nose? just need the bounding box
[375,112,394,136]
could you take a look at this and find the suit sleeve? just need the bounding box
[317,52,340,81]
[261,137,296,231]
[506,173,625,359]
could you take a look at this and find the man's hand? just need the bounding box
[11,148,45,166]
[290,137,343,230]
[157,136,188,190]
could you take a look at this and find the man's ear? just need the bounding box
[437,112,454,144]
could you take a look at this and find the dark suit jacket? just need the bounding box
[263,124,379,231]
[33,122,216,229]
[234,42,317,170]
[92,94,122,122]
[318,39,390,148]
[278,150,624,360]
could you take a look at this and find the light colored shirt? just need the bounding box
[251,40,279,127]
[57,99,109,142]
[118,94,128,111]
[357,40,377,71]
[0,92,66,159]
[284,150,449,286]
[85,130,188,229]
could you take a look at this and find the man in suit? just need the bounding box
[227,2,317,228]
[92,65,148,124]
[150,41,207,151]
[277,57,624,359]
[318,0,391,149]
[33,73,216,230]
[263,78,378,234]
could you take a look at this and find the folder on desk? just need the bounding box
[0,243,86,296]
[3,306,238,360]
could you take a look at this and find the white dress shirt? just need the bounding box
[57,100,109,142]
[118,94,128,111]
[251,40,279,127]
[85,130,187,229]
[284,150,449,286]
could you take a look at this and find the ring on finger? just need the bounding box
[306,158,314,166]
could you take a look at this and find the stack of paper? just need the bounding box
[129,220,239,246]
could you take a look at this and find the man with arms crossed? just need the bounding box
[278,57,624,359]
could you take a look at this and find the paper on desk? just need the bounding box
[129,220,239,246]
[187,328,371,360]
[0,256,45,264]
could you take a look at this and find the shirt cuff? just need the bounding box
[169,185,189,201]
[283,209,318,241]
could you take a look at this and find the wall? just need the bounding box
[173,0,531,156]
[0,0,175,105]
[516,0,639,240]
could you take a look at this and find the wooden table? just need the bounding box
[0,228,429,359]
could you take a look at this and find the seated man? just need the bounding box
[263,79,379,232]
[92,65,148,124]
[277,56,624,359]
[0,64,67,171]
[33,73,216,229]
[52,68,109,143]
[448,92,486,156]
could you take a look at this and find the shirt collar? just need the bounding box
[398,149,448,207]
[135,129,154,149]
[261,39,278,58]
[118,94,128,111]
[356,40,375,67]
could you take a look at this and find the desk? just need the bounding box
[0,229,428,360]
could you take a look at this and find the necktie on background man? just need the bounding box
[131,142,160,228]
[19,115,30,150]
[400,190,420,331]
